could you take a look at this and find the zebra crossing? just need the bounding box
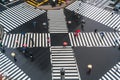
[99,62,120,80]
[86,0,108,7]
[0,52,31,80]
[2,33,50,48]
[94,0,108,8]
[50,46,81,80]
[93,0,105,6]
[0,2,45,33]
[69,32,120,47]
[47,9,68,33]
[66,1,120,31]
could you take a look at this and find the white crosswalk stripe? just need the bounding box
[47,9,68,33]
[69,32,120,47]
[0,53,31,80]
[1,33,50,48]
[0,2,45,33]
[50,46,81,80]
[99,62,120,80]
[85,0,109,8]
[66,1,120,31]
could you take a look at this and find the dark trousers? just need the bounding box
[14,57,17,62]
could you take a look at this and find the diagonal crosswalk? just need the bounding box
[69,32,120,47]
[0,52,31,80]
[1,33,50,48]
[66,1,120,31]
[50,46,81,80]
[0,2,45,33]
[99,62,120,80]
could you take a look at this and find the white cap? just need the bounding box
[87,64,92,69]
[11,52,16,57]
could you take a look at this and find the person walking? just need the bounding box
[74,29,80,37]
[115,66,120,71]
[3,72,9,80]
[60,68,65,80]
[13,55,17,62]
[30,37,34,46]
[114,27,117,32]
[63,41,68,48]
[29,52,34,62]
[16,40,18,47]
[11,52,17,62]
[2,46,5,53]
[79,2,81,6]
[81,19,85,24]
[114,39,119,47]
[94,29,97,33]
[22,45,27,57]
[0,42,2,48]
[100,32,104,39]
[111,10,115,15]
[74,32,78,37]
[118,45,120,50]
[33,21,37,27]
[81,24,84,31]
[21,32,25,38]
[87,64,92,75]
[47,37,50,46]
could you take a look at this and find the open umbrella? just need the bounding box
[75,29,80,33]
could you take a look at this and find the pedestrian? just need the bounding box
[114,39,118,47]
[111,10,114,15]
[76,9,79,12]
[11,52,17,62]
[81,24,84,31]
[47,37,50,45]
[23,44,27,48]
[34,6,37,9]
[115,67,120,71]
[94,29,97,33]
[0,42,2,47]
[60,68,65,80]
[21,32,25,38]
[79,2,81,6]
[113,41,116,47]
[30,55,34,62]
[30,37,34,46]
[14,56,17,62]
[74,29,80,37]
[87,64,92,75]
[74,13,79,22]
[33,21,37,27]
[118,45,120,50]
[75,29,81,33]
[114,27,117,32]
[63,41,68,48]
[22,45,27,56]
[74,32,78,37]
[29,52,34,62]
[81,19,85,24]
[81,19,85,31]
[2,46,5,53]
[3,72,8,80]
[100,32,104,39]
[16,40,18,47]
